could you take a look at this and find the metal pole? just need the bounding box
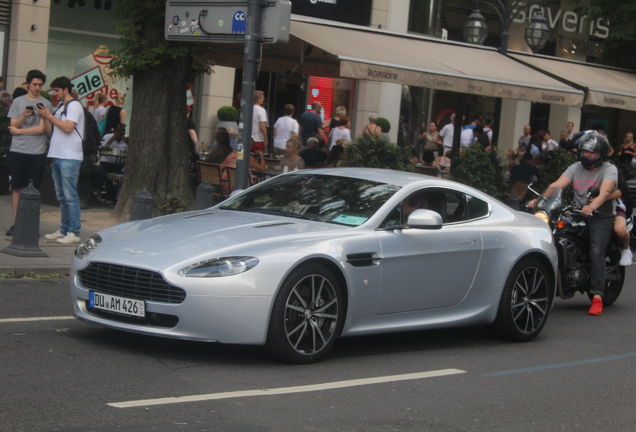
[236,0,264,190]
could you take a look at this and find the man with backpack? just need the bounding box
[38,77,85,244]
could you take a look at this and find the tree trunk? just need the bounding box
[112,39,193,222]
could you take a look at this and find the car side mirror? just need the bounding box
[406,209,443,230]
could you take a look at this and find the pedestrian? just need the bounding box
[517,125,531,153]
[566,121,575,140]
[38,77,84,244]
[299,101,324,147]
[251,90,268,153]
[272,104,298,157]
[6,69,53,237]
[438,114,455,152]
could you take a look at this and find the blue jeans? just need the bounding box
[51,158,82,236]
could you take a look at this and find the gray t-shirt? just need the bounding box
[7,95,53,155]
[563,161,618,216]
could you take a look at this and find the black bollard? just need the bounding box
[1,183,48,257]
[194,179,216,210]
[130,187,154,221]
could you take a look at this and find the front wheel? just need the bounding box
[489,257,553,342]
[265,264,344,364]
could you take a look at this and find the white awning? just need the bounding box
[289,19,584,107]
[510,52,636,111]
[209,17,584,107]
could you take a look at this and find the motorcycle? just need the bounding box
[533,186,627,304]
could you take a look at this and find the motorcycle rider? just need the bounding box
[545,131,618,316]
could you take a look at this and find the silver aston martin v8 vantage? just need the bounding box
[70,168,557,363]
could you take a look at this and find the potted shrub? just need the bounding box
[344,135,413,172]
[451,144,508,200]
[215,106,239,139]
[375,117,391,141]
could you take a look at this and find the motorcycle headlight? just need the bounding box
[74,234,102,259]
[533,211,550,225]
[178,256,259,278]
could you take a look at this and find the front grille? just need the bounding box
[78,262,186,304]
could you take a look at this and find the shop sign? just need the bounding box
[513,6,609,39]
[292,0,372,27]
[71,67,105,99]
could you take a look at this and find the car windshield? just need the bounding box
[219,174,401,226]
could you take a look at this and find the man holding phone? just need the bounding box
[6,69,52,237]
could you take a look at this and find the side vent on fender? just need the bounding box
[346,253,381,267]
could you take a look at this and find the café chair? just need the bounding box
[196,161,225,201]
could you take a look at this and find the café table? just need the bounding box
[99,152,127,171]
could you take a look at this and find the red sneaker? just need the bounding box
[588,297,603,316]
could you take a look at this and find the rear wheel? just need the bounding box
[489,258,553,342]
[265,264,343,364]
[587,252,625,306]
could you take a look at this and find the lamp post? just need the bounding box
[463,0,550,55]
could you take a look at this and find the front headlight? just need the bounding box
[533,210,550,225]
[178,256,259,278]
[74,234,103,259]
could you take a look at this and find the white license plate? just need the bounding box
[89,291,145,317]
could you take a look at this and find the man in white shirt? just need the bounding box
[542,130,559,152]
[460,127,475,147]
[438,114,455,150]
[39,77,85,244]
[273,104,299,156]
[252,90,268,153]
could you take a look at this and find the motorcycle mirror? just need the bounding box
[588,186,600,198]
[528,175,538,185]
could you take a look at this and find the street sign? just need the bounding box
[164,0,291,44]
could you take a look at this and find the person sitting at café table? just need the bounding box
[325,144,346,168]
[91,124,127,200]
[299,136,327,168]
[205,129,233,164]
[280,137,305,171]
[219,142,266,194]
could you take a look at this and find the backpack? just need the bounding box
[62,99,102,161]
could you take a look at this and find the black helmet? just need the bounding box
[574,130,610,170]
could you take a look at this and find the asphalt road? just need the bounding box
[1,270,636,432]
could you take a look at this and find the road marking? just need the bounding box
[109,368,466,408]
[483,352,636,377]
[0,316,75,323]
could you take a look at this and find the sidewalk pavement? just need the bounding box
[0,194,120,276]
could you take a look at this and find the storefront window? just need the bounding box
[48,3,131,115]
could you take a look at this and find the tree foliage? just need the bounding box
[451,145,508,199]
[569,0,636,69]
[345,135,413,172]
[107,0,215,221]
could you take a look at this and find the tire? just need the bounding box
[489,257,553,342]
[265,264,344,364]
[587,252,625,306]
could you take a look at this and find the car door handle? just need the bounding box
[459,240,477,245]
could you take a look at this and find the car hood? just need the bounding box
[88,209,350,270]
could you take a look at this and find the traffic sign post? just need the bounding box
[165,0,291,190]
[165,0,291,44]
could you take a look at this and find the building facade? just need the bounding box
[4,0,636,153]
